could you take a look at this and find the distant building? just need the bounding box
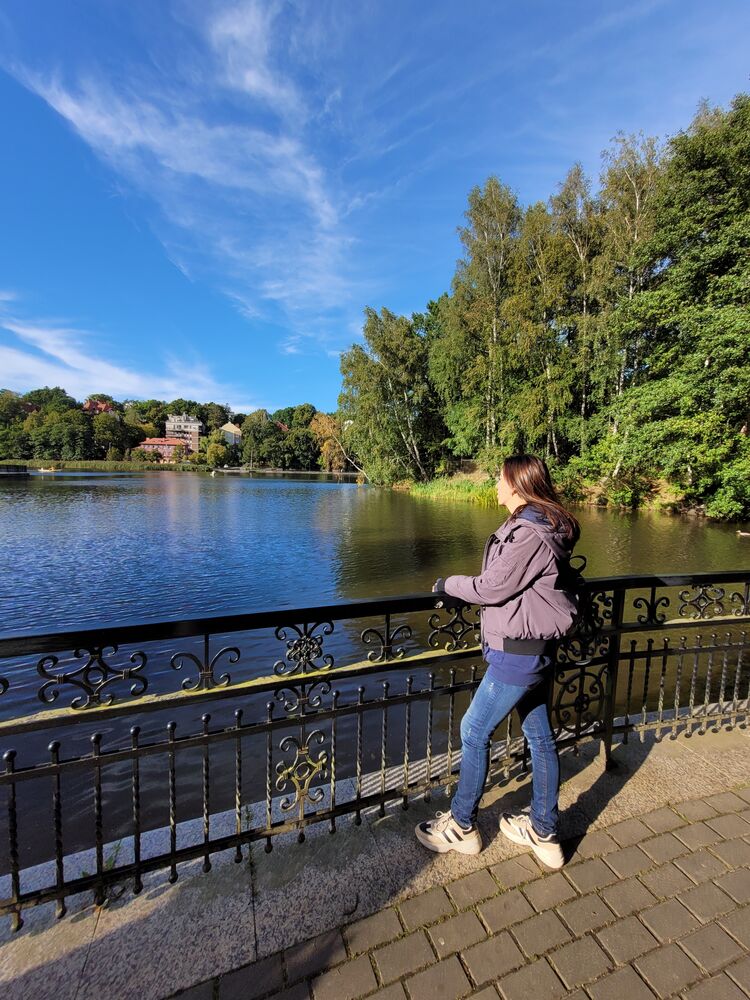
[220,421,243,446]
[166,413,203,453]
[138,437,186,461]
[83,399,115,415]
[275,421,289,433]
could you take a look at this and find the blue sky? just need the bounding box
[0,1,747,413]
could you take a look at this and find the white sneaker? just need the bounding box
[415,810,482,855]
[499,811,565,869]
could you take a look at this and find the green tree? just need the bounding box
[291,403,316,428]
[617,95,750,514]
[23,387,77,414]
[206,442,229,467]
[0,391,25,427]
[339,307,445,483]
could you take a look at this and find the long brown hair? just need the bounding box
[502,454,580,544]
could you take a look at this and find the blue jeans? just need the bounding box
[450,671,559,836]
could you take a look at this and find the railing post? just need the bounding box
[601,587,625,770]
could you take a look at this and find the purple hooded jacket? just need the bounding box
[443,505,579,650]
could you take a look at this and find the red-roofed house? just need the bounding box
[83,399,115,414]
[138,437,186,461]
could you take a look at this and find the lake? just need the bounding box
[2,470,747,639]
[1,471,747,868]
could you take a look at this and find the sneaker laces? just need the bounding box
[429,810,454,833]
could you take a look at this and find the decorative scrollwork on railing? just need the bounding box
[169,644,239,691]
[552,663,607,736]
[678,585,726,620]
[556,634,610,666]
[575,589,614,642]
[274,622,334,676]
[37,646,148,709]
[633,589,671,626]
[730,584,750,617]
[428,602,480,651]
[275,678,332,715]
[361,615,412,662]
[275,731,328,811]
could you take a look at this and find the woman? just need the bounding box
[415,454,581,869]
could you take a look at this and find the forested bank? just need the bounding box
[2,96,748,516]
[339,95,750,519]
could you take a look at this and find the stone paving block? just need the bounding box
[711,836,750,868]
[547,935,612,988]
[372,931,435,984]
[557,893,615,935]
[564,857,618,893]
[683,972,748,1000]
[605,845,652,878]
[677,799,718,822]
[640,831,687,864]
[446,870,498,909]
[511,910,571,958]
[705,813,750,839]
[641,806,685,834]
[737,787,750,805]
[477,889,533,932]
[268,985,310,1000]
[427,911,486,958]
[496,957,566,1000]
[523,872,577,911]
[489,853,542,889]
[680,922,745,974]
[678,881,736,922]
[285,932,348,983]
[607,817,652,847]
[675,848,729,883]
[220,955,284,1000]
[634,942,701,998]
[586,964,657,1000]
[705,791,749,813]
[460,932,524,985]
[404,955,473,1000]
[466,989,498,1000]
[398,888,454,931]
[674,822,722,850]
[596,915,659,964]
[343,909,402,955]
[600,877,657,917]
[364,988,406,1000]
[640,861,695,899]
[571,830,618,860]
[726,954,750,993]
[640,897,701,942]
[716,867,750,904]
[310,955,378,1000]
[720,905,750,948]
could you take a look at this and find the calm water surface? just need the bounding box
[1,471,748,868]
[2,471,748,636]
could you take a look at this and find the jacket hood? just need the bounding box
[511,504,574,561]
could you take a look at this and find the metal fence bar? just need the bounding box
[1,572,749,928]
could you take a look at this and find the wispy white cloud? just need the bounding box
[4,0,350,348]
[0,301,261,412]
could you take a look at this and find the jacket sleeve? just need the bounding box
[443,526,549,606]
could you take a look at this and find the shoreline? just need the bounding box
[401,472,748,524]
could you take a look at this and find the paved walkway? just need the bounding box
[175,745,750,1000]
[2,726,750,1000]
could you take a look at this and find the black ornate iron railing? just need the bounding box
[0,570,748,930]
